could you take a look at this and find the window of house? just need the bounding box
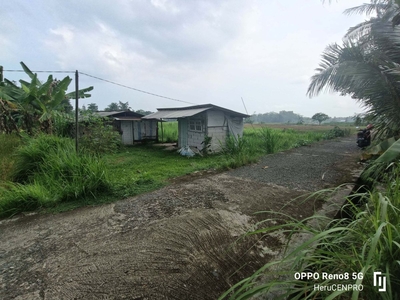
[189,120,203,132]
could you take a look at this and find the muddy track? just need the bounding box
[0,137,363,299]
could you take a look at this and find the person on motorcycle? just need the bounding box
[357,124,373,148]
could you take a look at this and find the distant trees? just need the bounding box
[311,113,329,125]
[100,102,153,115]
[135,109,153,116]
[104,101,131,111]
[87,103,98,112]
[250,110,305,124]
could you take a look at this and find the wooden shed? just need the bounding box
[96,111,158,145]
[143,104,249,152]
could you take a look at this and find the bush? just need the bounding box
[323,126,351,140]
[0,134,111,217]
[12,134,74,182]
[79,115,122,155]
[259,127,279,154]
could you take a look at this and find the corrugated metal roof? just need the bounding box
[96,111,121,117]
[143,104,249,120]
[114,117,143,121]
[142,107,210,119]
[95,111,145,118]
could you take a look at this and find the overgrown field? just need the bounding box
[0,125,351,217]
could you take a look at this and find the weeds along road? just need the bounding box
[0,136,363,300]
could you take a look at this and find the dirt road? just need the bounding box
[0,137,363,299]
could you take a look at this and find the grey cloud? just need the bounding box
[37,0,248,63]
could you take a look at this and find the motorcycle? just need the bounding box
[356,125,373,148]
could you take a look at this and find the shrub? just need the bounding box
[259,127,279,154]
[323,126,351,140]
[79,115,122,155]
[12,134,74,182]
[0,134,111,217]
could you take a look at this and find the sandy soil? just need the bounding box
[0,137,363,299]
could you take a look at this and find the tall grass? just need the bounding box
[159,121,178,142]
[219,125,348,169]
[0,125,351,217]
[0,133,21,181]
[0,134,111,217]
[219,173,400,299]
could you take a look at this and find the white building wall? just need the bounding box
[187,113,206,150]
[187,131,205,150]
[120,121,133,145]
[207,126,227,151]
[206,110,228,152]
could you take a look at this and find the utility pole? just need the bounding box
[75,70,79,153]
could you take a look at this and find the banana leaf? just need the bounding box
[375,138,400,163]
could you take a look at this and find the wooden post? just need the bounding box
[161,119,164,143]
[0,66,3,82]
[75,70,79,153]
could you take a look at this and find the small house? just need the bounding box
[95,111,158,145]
[143,104,249,152]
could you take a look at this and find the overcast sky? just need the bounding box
[1,0,369,117]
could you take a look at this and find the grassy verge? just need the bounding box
[0,125,351,217]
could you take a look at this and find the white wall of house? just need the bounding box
[121,121,134,145]
[120,120,157,145]
[178,110,244,152]
[186,113,206,150]
[141,120,157,140]
[207,110,228,151]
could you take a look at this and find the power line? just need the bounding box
[79,72,196,105]
[4,69,75,74]
[3,69,196,105]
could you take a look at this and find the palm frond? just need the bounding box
[344,3,386,17]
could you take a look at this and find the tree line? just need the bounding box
[81,101,153,116]
[246,110,354,124]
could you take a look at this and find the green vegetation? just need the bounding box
[311,112,329,125]
[0,62,92,135]
[219,1,400,298]
[158,121,178,142]
[78,113,122,155]
[0,125,350,217]
[0,135,111,217]
[0,134,21,181]
[219,171,400,299]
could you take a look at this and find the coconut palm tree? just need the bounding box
[308,1,400,139]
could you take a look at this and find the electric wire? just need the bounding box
[2,69,196,105]
[79,72,196,105]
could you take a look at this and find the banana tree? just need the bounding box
[0,62,93,135]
